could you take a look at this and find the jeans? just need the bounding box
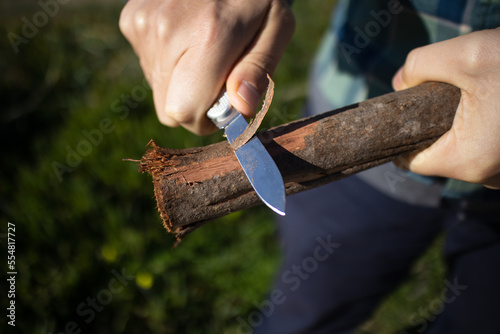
[253,174,500,334]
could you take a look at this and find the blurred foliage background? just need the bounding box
[1,1,445,333]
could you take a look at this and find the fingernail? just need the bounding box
[237,81,262,111]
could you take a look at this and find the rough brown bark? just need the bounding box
[139,82,461,241]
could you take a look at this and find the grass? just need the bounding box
[1,1,446,333]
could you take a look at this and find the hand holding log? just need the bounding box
[139,82,460,241]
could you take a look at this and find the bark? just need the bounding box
[139,82,461,241]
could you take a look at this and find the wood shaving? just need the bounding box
[230,74,274,150]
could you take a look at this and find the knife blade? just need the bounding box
[207,91,286,215]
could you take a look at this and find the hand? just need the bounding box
[119,0,295,135]
[392,28,500,189]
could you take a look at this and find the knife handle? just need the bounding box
[207,91,240,129]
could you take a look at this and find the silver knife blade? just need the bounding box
[207,92,286,215]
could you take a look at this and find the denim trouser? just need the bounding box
[253,174,500,334]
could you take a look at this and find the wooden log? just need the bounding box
[139,82,461,241]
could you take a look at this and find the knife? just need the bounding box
[207,91,286,215]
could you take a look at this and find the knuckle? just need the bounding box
[165,104,195,125]
[133,8,149,34]
[158,114,179,128]
[460,32,496,76]
[153,1,187,41]
[401,47,423,80]
[277,3,296,31]
[118,3,133,36]
[128,1,181,41]
[156,3,179,39]
[248,51,279,74]
[196,9,224,48]
[154,17,170,40]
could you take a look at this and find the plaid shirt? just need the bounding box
[310,0,500,199]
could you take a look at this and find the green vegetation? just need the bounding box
[1,1,445,333]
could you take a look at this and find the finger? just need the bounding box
[133,1,189,128]
[119,0,153,56]
[151,67,179,128]
[396,91,495,183]
[226,1,295,118]
[162,5,272,134]
[392,30,496,93]
[390,30,500,181]
[396,124,460,177]
[118,0,141,40]
[163,47,221,134]
[149,40,181,128]
[120,0,172,127]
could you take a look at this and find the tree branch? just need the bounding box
[139,82,461,241]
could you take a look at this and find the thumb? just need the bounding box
[226,2,295,117]
[390,36,468,178]
[395,127,459,176]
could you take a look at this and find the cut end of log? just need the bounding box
[139,141,177,236]
[139,140,206,242]
[139,139,249,243]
